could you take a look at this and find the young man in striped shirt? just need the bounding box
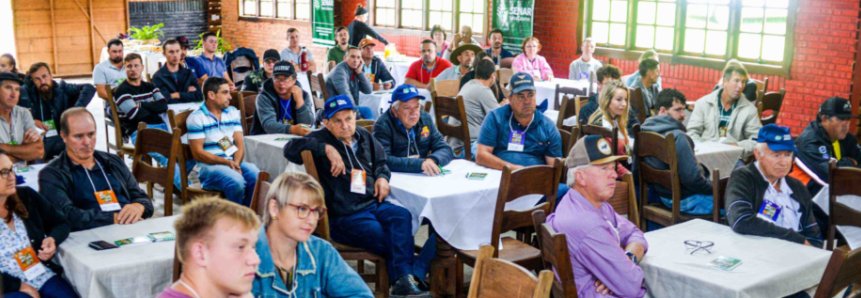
[187,77,260,206]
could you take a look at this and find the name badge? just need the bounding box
[14,247,46,280]
[719,126,728,138]
[218,136,238,157]
[44,119,58,138]
[757,200,782,222]
[282,119,295,125]
[365,73,375,82]
[350,169,366,195]
[95,189,121,212]
[580,71,589,81]
[508,130,525,152]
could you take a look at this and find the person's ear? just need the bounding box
[268,199,280,222]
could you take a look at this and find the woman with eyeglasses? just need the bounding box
[252,172,373,298]
[0,149,78,298]
[511,36,554,82]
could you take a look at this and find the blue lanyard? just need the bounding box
[280,97,293,121]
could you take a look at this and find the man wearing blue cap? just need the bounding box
[725,124,822,248]
[373,84,453,175]
[283,95,433,297]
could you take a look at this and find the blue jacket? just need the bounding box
[20,79,95,124]
[372,108,453,173]
[252,227,374,298]
[151,65,203,104]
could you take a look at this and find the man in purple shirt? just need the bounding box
[547,135,648,298]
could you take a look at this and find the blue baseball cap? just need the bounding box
[390,84,425,103]
[510,72,536,95]
[754,124,797,153]
[323,95,355,119]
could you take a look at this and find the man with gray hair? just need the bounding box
[547,135,647,298]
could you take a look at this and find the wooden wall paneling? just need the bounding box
[90,0,96,66]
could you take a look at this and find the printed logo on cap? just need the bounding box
[597,138,612,155]
[337,100,348,105]
[844,102,852,111]
[784,134,791,140]
[775,135,782,141]
[329,102,337,108]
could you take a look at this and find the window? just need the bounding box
[400,0,424,29]
[370,0,485,34]
[241,0,309,20]
[585,0,797,75]
[458,0,484,34]
[428,0,454,31]
[374,0,396,27]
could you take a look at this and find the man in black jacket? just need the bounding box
[283,95,432,298]
[152,39,203,104]
[39,108,153,231]
[794,97,861,196]
[21,62,95,160]
[725,124,822,248]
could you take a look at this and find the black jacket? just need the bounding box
[2,187,71,294]
[284,127,391,217]
[348,20,389,47]
[725,163,823,247]
[794,120,861,195]
[20,79,95,124]
[152,65,203,104]
[39,151,154,231]
[639,115,713,199]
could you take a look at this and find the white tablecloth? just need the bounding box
[100,47,165,79]
[387,160,542,250]
[641,219,831,298]
[243,134,306,180]
[386,59,417,87]
[693,141,745,178]
[812,185,861,250]
[358,88,433,119]
[534,79,595,111]
[18,164,46,191]
[57,216,179,298]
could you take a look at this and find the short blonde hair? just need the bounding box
[520,36,541,53]
[174,197,260,263]
[263,172,326,226]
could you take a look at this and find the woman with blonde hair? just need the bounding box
[588,80,639,170]
[511,36,554,81]
[252,172,373,298]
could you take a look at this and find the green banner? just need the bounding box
[312,0,335,46]
[491,0,534,55]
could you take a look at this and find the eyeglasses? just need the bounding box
[0,166,16,179]
[287,204,326,219]
[274,77,294,84]
[684,240,714,255]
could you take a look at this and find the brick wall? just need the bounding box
[130,0,208,45]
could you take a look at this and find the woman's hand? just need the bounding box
[38,237,57,261]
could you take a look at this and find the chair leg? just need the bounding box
[455,256,465,298]
[357,259,365,274]
[377,259,389,298]
[164,190,173,216]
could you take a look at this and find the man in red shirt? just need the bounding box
[405,39,453,89]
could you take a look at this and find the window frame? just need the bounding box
[368,0,487,40]
[583,0,797,77]
[239,0,311,22]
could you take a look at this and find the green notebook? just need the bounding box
[149,231,176,242]
[707,256,742,271]
[466,172,488,180]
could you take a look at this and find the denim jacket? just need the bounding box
[252,227,374,298]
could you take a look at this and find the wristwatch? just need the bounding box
[625,251,639,265]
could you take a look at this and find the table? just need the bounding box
[811,186,861,250]
[693,141,745,178]
[57,215,179,298]
[640,219,831,298]
[243,134,306,180]
[534,78,595,111]
[358,88,433,119]
[18,164,47,191]
[385,59,418,87]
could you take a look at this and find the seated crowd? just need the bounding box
[0,23,858,298]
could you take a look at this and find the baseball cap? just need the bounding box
[272,61,296,77]
[0,72,23,85]
[565,135,629,168]
[359,38,376,49]
[176,36,189,48]
[390,84,425,103]
[819,97,859,120]
[323,95,356,119]
[510,72,536,95]
[753,124,797,153]
[263,49,281,62]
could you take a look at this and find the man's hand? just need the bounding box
[546,74,555,81]
[229,83,236,92]
[116,203,145,225]
[19,283,40,298]
[421,159,441,176]
[325,144,346,176]
[290,85,305,105]
[594,280,614,296]
[170,92,181,99]
[355,60,364,74]
[383,82,392,90]
[187,86,197,92]
[289,124,312,136]
[230,161,242,174]
[38,237,57,261]
[373,82,382,91]
[23,128,40,144]
[34,120,49,131]
[804,240,813,247]
[374,178,390,202]
[508,164,524,171]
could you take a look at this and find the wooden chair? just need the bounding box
[229,91,249,135]
[433,93,472,160]
[711,168,730,225]
[103,87,136,160]
[431,79,461,97]
[753,77,768,103]
[356,119,375,133]
[756,88,786,126]
[309,72,329,115]
[131,122,180,216]
[629,87,648,124]
[634,125,721,230]
[559,128,574,159]
[553,85,586,110]
[466,245,554,298]
[455,162,563,296]
[248,171,271,218]
[532,210,577,298]
[812,246,861,298]
[497,68,514,98]
[556,95,588,131]
[300,151,390,298]
[423,100,433,113]
[242,92,258,133]
[826,161,861,250]
[168,110,226,204]
[499,58,514,69]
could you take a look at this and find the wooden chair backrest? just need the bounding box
[608,173,641,228]
[489,161,563,257]
[434,79,461,97]
[424,100,433,113]
[555,95,581,130]
[559,128,573,159]
[466,245,554,298]
[756,88,786,126]
[356,119,375,133]
[300,150,334,242]
[578,124,618,156]
[105,86,127,158]
[132,122,180,215]
[827,160,861,249]
[531,210,576,298]
[554,85,587,110]
[497,68,513,89]
[229,91,249,135]
[499,58,515,69]
[813,247,861,298]
[629,87,647,124]
[243,93,258,132]
[167,109,196,199]
[249,171,272,219]
[712,168,730,224]
[432,93,472,160]
[309,72,328,112]
[634,125,683,224]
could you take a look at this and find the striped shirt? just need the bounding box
[187,103,244,160]
[112,81,167,135]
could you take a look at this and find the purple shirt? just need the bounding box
[546,188,648,298]
[155,287,194,298]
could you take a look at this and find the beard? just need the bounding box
[38,83,53,100]
[110,56,123,64]
[493,43,502,49]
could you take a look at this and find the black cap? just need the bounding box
[0,72,23,85]
[819,97,859,119]
[263,49,281,62]
[176,36,190,47]
[272,61,296,77]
